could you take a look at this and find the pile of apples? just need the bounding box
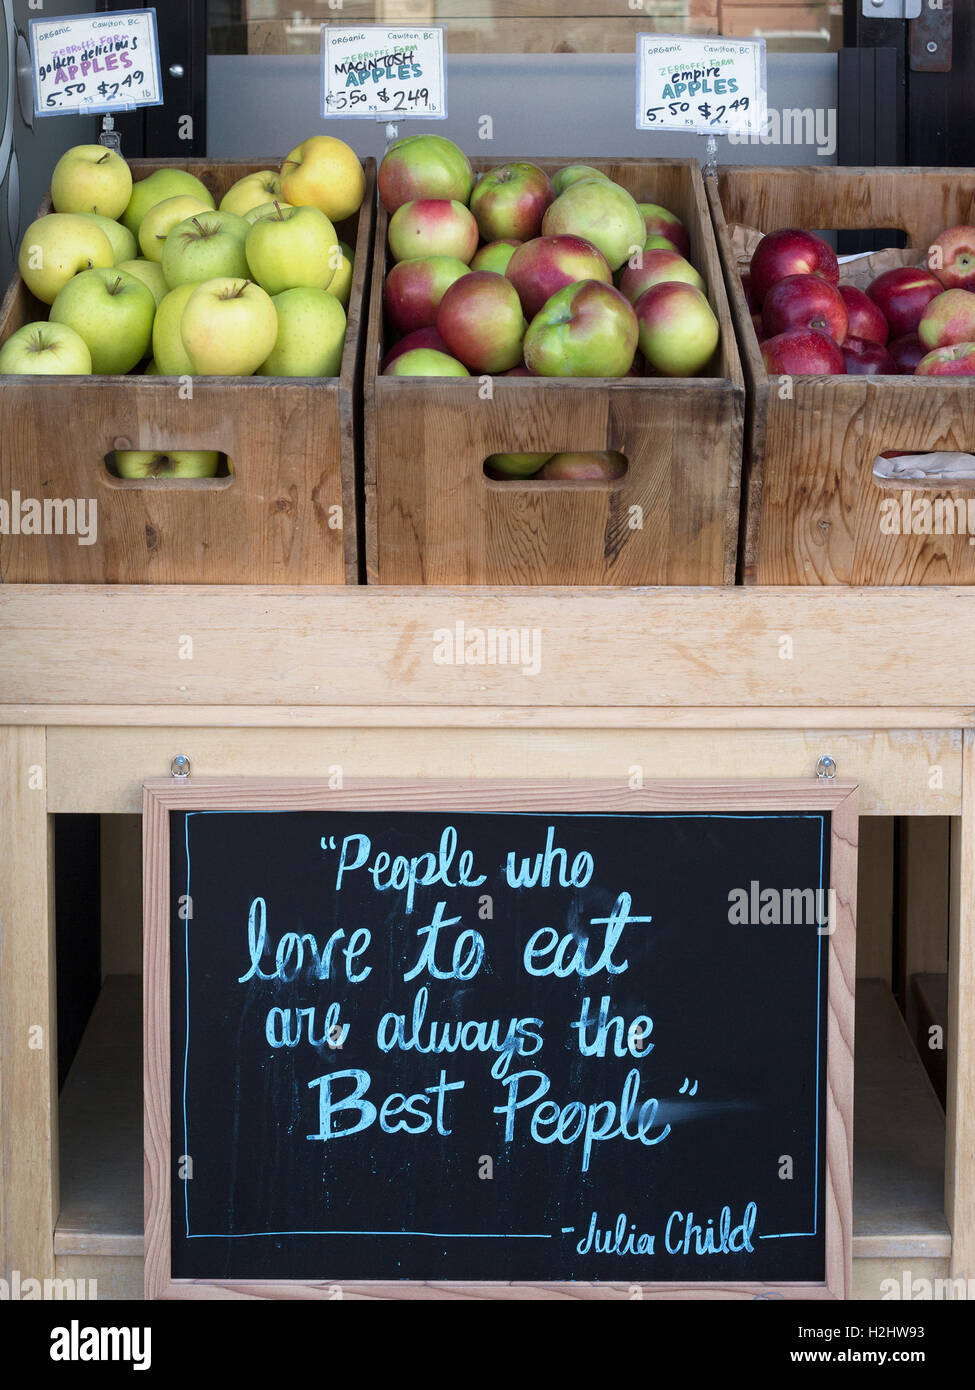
[745,223,975,377]
[377,134,719,481]
[0,136,364,477]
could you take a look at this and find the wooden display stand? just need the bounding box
[0,584,972,1300]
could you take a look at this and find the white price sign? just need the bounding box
[637,35,766,136]
[321,25,446,120]
[30,9,163,119]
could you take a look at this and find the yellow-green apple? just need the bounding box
[918,288,975,349]
[384,349,470,377]
[138,195,212,262]
[114,450,221,478]
[152,284,197,375]
[0,321,92,375]
[122,169,214,235]
[471,241,521,274]
[326,243,354,307]
[538,451,627,481]
[638,203,689,257]
[245,203,339,295]
[79,213,137,264]
[388,199,479,264]
[916,342,975,375]
[761,274,848,343]
[928,226,975,290]
[180,278,278,376]
[542,179,646,272]
[760,328,846,375]
[867,266,943,338]
[51,145,132,218]
[635,282,719,377]
[750,228,840,302]
[384,256,470,335]
[117,257,169,306]
[382,326,449,371]
[18,214,114,304]
[279,135,365,221]
[258,288,346,377]
[162,211,250,289]
[506,235,612,319]
[842,337,896,374]
[645,234,678,253]
[887,333,926,374]
[524,280,638,377]
[378,135,473,213]
[552,166,609,196]
[244,199,295,225]
[470,163,554,243]
[49,267,155,374]
[619,249,704,304]
[838,284,888,345]
[220,171,282,218]
[436,271,527,373]
[485,452,553,478]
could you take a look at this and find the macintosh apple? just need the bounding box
[471,241,521,274]
[542,179,647,271]
[382,327,450,371]
[470,163,554,243]
[437,272,527,374]
[538,451,627,481]
[524,280,637,378]
[384,348,470,377]
[505,235,612,319]
[378,135,474,213]
[619,249,704,304]
[638,203,689,257]
[384,256,471,335]
[915,342,975,375]
[388,199,479,264]
[634,282,718,377]
[552,166,609,196]
[484,452,554,478]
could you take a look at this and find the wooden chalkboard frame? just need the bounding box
[143,776,858,1300]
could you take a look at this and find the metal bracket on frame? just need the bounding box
[862,0,922,17]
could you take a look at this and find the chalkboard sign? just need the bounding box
[144,779,857,1299]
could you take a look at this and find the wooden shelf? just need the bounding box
[54,972,950,1272]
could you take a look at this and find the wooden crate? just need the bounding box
[0,158,375,584]
[708,165,975,585]
[365,157,744,586]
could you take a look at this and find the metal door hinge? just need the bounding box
[862,0,921,17]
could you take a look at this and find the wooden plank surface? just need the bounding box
[55,976,143,1258]
[946,731,975,1276]
[46,726,961,816]
[0,728,57,1284]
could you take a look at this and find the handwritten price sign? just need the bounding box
[30,8,163,119]
[321,25,446,120]
[637,34,766,136]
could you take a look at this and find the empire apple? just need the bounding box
[839,284,888,345]
[761,274,848,343]
[384,256,471,335]
[245,203,339,295]
[525,280,637,378]
[915,342,975,376]
[638,203,689,257]
[634,282,718,377]
[49,267,155,374]
[619,249,704,304]
[0,321,92,375]
[113,450,221,478]
[506,235,612,319]
[470,163,555,243]
[928,225,975,291]
[887,333,927,375]
[122,169,214,235]
[138,195,213,262]
[760,328,846,375]
[378,134,474,213]
[542,180,647,272]
[867,266,943,338]
[18,213,115,304]
[437,271,527,374]
[220,170,283,218]
[384,349,470,377]
[258,287,346,377]
[51,144,132,219]
[152,284,197,376]
[179,278,278,376]
[918,288,975,350]
[749,228,840,302]
[471,241,521,274]
[388,199,479,264]
[162,211,251,289]
[842,336,896,375]
[280,135,365,221]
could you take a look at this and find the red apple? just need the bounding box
[741,270,762,313]
[887,333,927,375]
[469,163,555,243]
[839,284,888,345]
[436,271,527,373]
[749,228,840,302]
[918,288,975,350]
[537,451,627,481]
[619,249,704,304]
[638,203,690,257]
[378,134,473,213]
[387,199,479,264]
[471,240,521,274]
[751,312,764,340]
[866,266,943,339]
[928,225,975,290]
[384,256,471,335]
[505,235,612,319]
[524,280,638,378]
[504,365,536,376]
[761,274,848,344]
[382,326,449,371]
[916,342,975,376]
[761,328,846,375]
[842,336,896,375]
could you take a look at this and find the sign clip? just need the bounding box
[816,755,837,780]
[171,755,191,780]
